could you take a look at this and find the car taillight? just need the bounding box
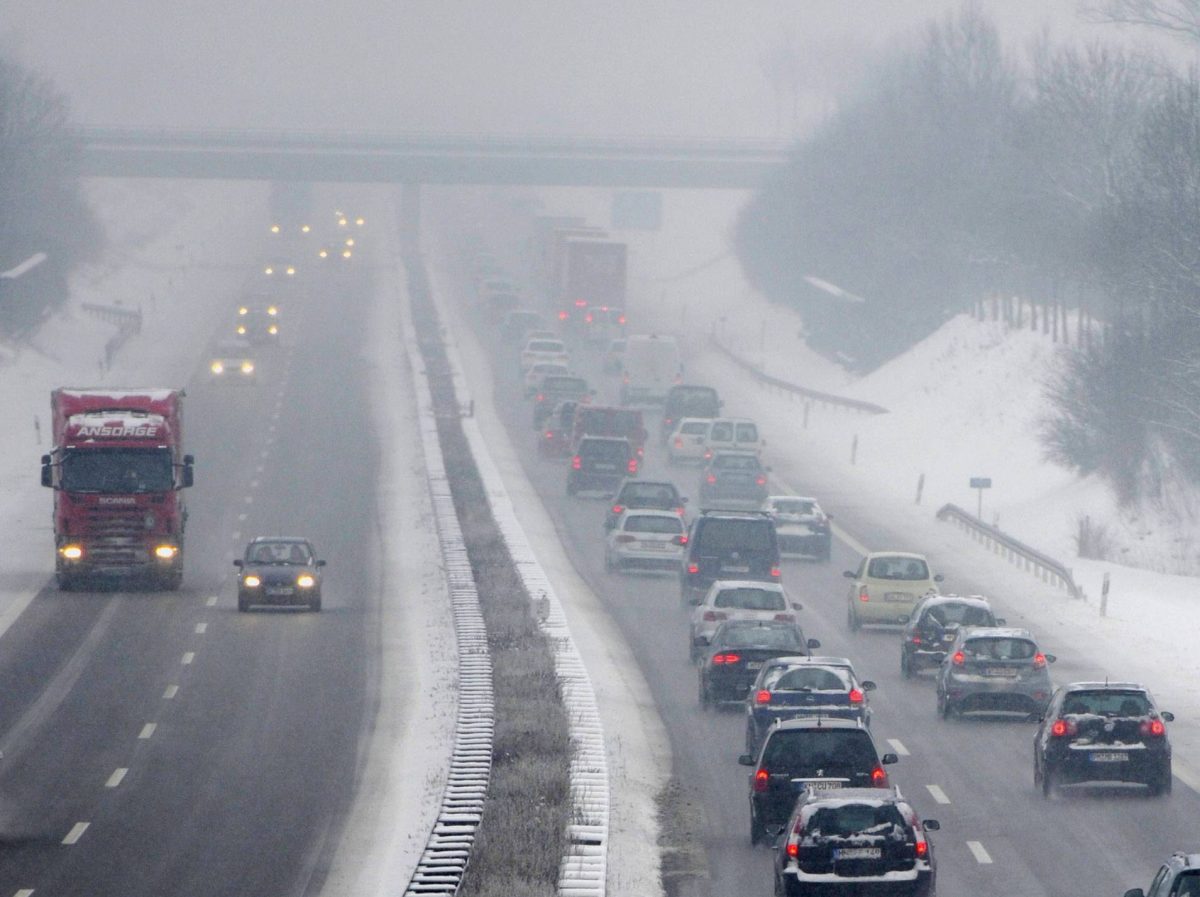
[585,313,594,323]
[545,430,555,440]
[786,817,804,857]
[575,299,587,308]
[674,437,684,448]
[911,635,922,645]
[753,768,769,792]
[627,458,638,473]
[558,310,569,321]
[849,688,864,704]
[687,563,699,574]
[675,507,686,516]
[706,474,716,484]
[756,476,767,486]
[703,611,727,622]
[535,393,545,402]
[858,587,870,602]
[617,315,626,325]
[1141,719,1166,736]
[1032,652,1047,669]
[677,534,688,545]
[773,613,795,622]
[770,567,781,578]
[704,450,713,460]
[915,837,929,859]
[1051,719,1077,737]
[951,651,965,666]
[571,456,582,470]
[871,766,887,786]
[611,504,624,515]
[755,690,772,705]
[711,653,741,665]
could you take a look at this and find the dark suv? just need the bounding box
[532,375,592,429]
[1035,681,1174,798]
[774,787,939,897]
[1123,853,1200,897]
[738,717,898,844]
[697,620,820,707]
[567,437,636,496]
[605,478,686,530]
[900,594,1002,678]
[699,450,769,508]
[680,510,781,605]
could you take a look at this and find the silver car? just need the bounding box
[936,627,1055,719]
[604,509,686,573]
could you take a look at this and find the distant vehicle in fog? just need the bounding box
[621,334,681,405]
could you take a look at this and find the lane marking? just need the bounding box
[105,768,128,788]
[62,822,89,845]
[250,479,259,489]
[243,495,253,505]
[231,531,241,541]
[1172,760,1200,794]
[139,723,156,739]
[16,889,34,897]
[163,685,179,699]
[181,652,195,665]
[887,738,910,757]
[926,784,951,804]
[194,622,207,635]
[206,595,218,607]
[831,520,870,558]
[967,841,993,864]
[238,513,248,521]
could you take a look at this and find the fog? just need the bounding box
[0,1,1140,138]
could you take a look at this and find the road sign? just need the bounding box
[969,477,992,489]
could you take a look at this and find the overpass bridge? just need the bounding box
[73,127,792,189]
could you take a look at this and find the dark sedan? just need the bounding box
[235,537,326,612]
[698,619,820,707]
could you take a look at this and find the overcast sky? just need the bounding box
[0,2,1178,139]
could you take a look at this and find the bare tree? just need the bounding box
[1081,0,1200,44]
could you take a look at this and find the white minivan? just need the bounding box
[620,334,682,405]
[703,417,764,458]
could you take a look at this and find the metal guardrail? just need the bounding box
[936,503,1084,600]
[402,268,495,896]
[82,301,142,331]
[709,335,889,415]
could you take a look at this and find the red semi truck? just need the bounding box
[40,388,194,590]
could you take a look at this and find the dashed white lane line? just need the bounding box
[967,841,993,864]
[887,738,910,757]
[163,685,179,699]
[243,495,253,504]
[926,784,951,804]
[139,723,156,740]
[206,595,218,607]
[238,513,248,521]
[250,479,259,489]
[105,768,128,788]
[16,888,35,896]
[194,622,207,635]
[232,530,241,541]
[62,822,89,845]
[181,652,195,665]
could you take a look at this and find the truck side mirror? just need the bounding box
[41,455,53,488]
[233,559,243,568]
[181,465,194,489]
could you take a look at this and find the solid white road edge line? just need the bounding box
[105,768,127,788]
[925,784,950,804]
[967,841,993,864]
[62,822,89,845]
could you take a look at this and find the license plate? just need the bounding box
[942,633,955,643]
[723,565,750,573]
[804,780,842,792]
[1091,751,1129,763]
[836,847,882,860]
[266,587,294,596]
[747,661,763,669]
[984,667,1019,678]
[884,592,911,602]
[640,542,670,550]
[594,463,616,471]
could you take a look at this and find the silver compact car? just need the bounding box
[936,627,1055,719]
[605,509,687,573]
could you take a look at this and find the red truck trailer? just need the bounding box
[558,238,628,343]
[40,388,194,590]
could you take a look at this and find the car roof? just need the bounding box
[1062,681,1148,693]
[248,536,313,546]
[580,436,630,446]
[619,478,676,489]
[709,449,760,458]
[959,626,1035,640]
[921,594,992,608]
[697,509,771,519]
[764,655,854,669]
[865,550,928,561]
[767,494,818,503]
[800,787,903,806]
[772,716,864,732]
[619,509,683,520]
[708,579,784,592]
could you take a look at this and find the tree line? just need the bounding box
[735,3,1200,502]
[0,56,101,336]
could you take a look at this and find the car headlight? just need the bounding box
[301,224,311,233]
[243,574,261,588]
[238,306,248,316]
[270,224,280,234]
[285,266,295,276]
[345,238,355,247]
[338,217,348,227]
[236,325,246,335]
[211,361,225,374]
[154,545,178,560]
[296,574,316,588]
[342,249,352,259]
[60,544,84,560]
[355,217,364,226]
[268,325,278,335]
[264,266,274,275]
[319,248,329,259]
[240,361,254,374]
[267,306,278,316]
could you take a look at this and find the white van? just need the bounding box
[620,334,682,405]
[703,417,764,458]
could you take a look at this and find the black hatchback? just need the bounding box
[698,620,820,707]
[234,537,326,612]
[1035,682,1174,797]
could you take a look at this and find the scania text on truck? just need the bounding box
[41,388,194,590]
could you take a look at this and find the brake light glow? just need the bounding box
[611,505,624,516]
[706,474,716,484]
[951,651,965,666]
[558,310,569,321]
[585,313,594,323]
[687,563,699,574]
[1033,652,1047,669]
[871,766,887,786]
[617,314,627,325]
[911,635,922,645]
[753,768,769,792]
[770,567,781,578]
[675,507,686,517]
[677,534,688,545]
[674,437,683,448]
[545,430,555,440]
[848,688,864,704]
[1051,719,1077,737]
[915,837,928,859]
[756,476,767,486]
[535,393,545,402]
[711,653,741,665]
[859,587,870,602]
[627,458,638,474]
[571,456,582,470]
[1141,719,1166,736]
[755,690,772,705]
[575,299,587,308]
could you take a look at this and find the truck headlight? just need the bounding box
[60,544,84,560]
[268,325,278,335]
[154,545,178,560]
[240,361,255,374]
[296,574,316,588]
[243,574,261,588]
[211,361,225,374]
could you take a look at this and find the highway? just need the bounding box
[0,249,387,896]
[435,232,1194,897]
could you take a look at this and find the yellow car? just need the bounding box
[844,551,942,630]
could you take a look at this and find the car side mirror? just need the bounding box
[933,573,944,582]
[317,559,327,567]
[1045,654,1057,664]
[861,680,877,692]
[1123,890,1146,897]
[882,753,898,765]
[842,571,855,579]
[1161,711,1175,722]
[233,559,243,567]
[995,618,1006,626]
[806,638,821,650]
[737,754,755,766]
[693,635,709,647]
[681,497,689,504]
[923,819,940,832]
[791,602,803,611]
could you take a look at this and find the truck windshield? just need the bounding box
[61,448,174,493]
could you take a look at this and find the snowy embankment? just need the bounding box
[528,186,1200,787]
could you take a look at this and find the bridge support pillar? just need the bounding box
[399,183,422,249]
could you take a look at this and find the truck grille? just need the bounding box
[82,506,146,536]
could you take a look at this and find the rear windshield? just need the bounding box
[667,388,720,416]
[774,499,816,516]
[1061,691,1151,717]
[713,587,786,611]
[718,625,803,650]
[803,803,907,839]
[761,730,879,772]
[766,666,851,692]
[542,377,588,393]
[532,363,566,374]
[696,519,774,552]
[962,638,1037,661]
[581,440,629,461]
[681,421,709,435]
[736,423,759,441]
[620,482,678,503]
[924,603,994,627]
[713,454,762,471]
[624,515,683,534]
[579,408,640,433]
[867,556,930,581]
[527,340,564,352]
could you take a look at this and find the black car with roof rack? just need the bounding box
[680,509,781,605]
[900,593,1003,677]
[1035,681,1174,797]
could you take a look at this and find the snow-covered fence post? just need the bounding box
[1100,572,1110,618]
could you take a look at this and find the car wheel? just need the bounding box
[566,479,578,497]
[238,593,250,613]
[57,570,77,592]
[847,604,861,632]
[746,724,757,758]
[1150,763,1172,797]
[750,812,765,847]
[901,650,912,678]
[1041,763,1055,798]
[938,692,954,720]
[604,551,614,573]
[698,677,712,710]
[309,593,322,612]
